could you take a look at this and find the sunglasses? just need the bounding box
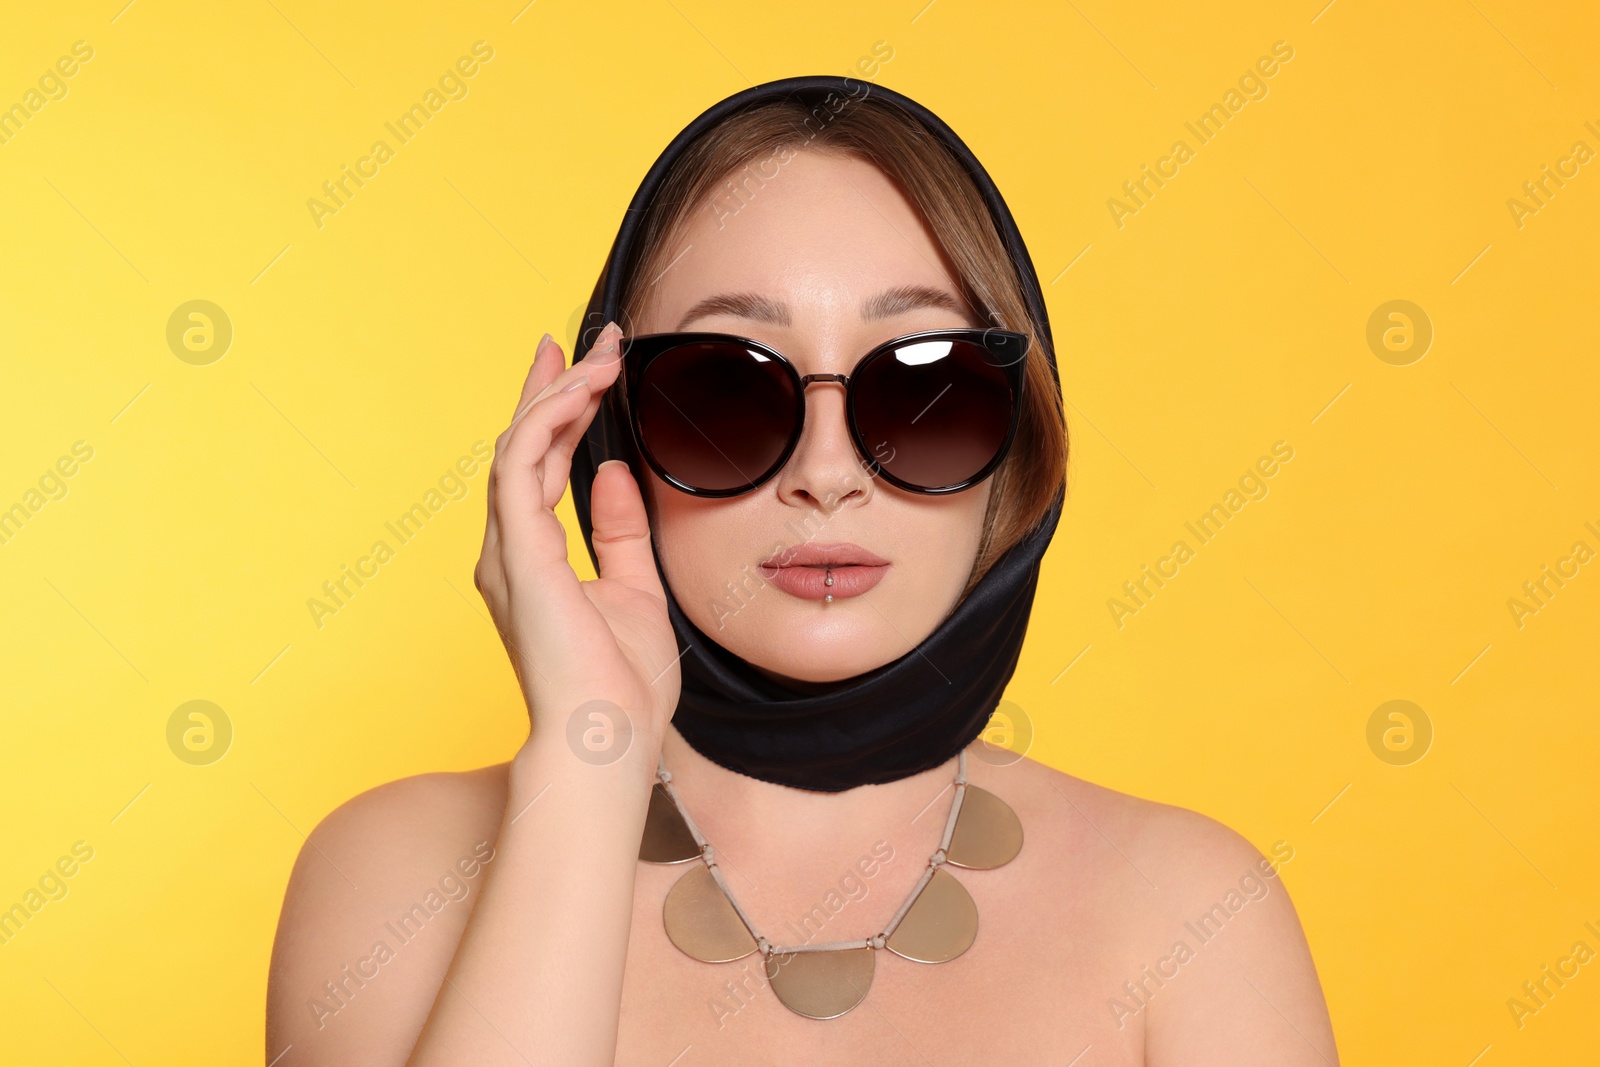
[619,327,1028,497]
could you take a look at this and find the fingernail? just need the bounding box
[537,332,552,351]
[561,376,590,393]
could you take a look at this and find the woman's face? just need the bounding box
[634,148,992,684]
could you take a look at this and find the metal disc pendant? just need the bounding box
[662,865,757,963]
[639,783,701,863]
[765,946,875,1019]
[946,785,1023,870]
[884,867,978,963]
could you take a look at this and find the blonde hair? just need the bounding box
[615,93,1067,591]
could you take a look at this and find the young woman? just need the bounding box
[266,76,1338,1065]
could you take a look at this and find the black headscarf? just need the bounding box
[569,75,1062,793]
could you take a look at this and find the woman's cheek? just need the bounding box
[652,504,754,617]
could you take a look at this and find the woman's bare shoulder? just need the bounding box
[998,752,1285,886]
[265,762,514,1062]
[273,760,513,936]
[307,761,512,856]
[999,754,1336,1063]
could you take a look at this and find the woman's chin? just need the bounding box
[676,578,953,687]
[745,654,891,689]
[703,616,916,687]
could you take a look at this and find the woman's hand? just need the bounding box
[474,322,680,754]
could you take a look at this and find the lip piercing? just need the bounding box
[824,565,834,603]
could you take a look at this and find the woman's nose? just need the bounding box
[773,382,875,512]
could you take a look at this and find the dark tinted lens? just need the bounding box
[635,342,798,493]
[851,338,1014,490]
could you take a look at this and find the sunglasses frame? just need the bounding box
[619,326,1030,498]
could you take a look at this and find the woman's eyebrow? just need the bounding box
[677,291,790,330]
[859,284,966,321]
[676,284,965,331]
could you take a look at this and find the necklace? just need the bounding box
[637,748,1023,1019]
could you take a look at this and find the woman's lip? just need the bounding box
[761,542,890,568]
[757,562,888,601]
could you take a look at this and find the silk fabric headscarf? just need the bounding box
[568,75,1062,792]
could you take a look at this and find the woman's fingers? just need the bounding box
[481,319,629,605]
[483,332,564,566]
[533,323,623,406]
[467,322,682,739]
[543,394,624,505]
[489,325,615,529]
[503,334,565,446]
[589,459,663,597]
[514,333,565,421]
[494,384,599,565]
[526,323,626,502]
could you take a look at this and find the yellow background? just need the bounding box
[2,0,1596,1062]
